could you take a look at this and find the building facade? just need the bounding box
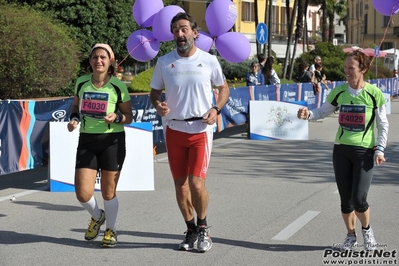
[347,0,399,50]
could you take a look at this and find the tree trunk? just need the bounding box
[321,0,328,42]
[267,0,273,57]
[283,0,298,79]
[288,0,304,80]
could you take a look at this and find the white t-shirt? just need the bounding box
[150,48,225,134]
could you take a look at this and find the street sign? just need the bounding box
[375,46,380,57]
[256,22,268,45]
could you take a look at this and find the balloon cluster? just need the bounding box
[128,0,251,63]
[372,0,399,16]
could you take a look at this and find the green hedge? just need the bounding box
[0,4,80,99]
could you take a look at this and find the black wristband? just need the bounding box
[212,106,221,115]
[69,112,80,121]
[113,112,123,123]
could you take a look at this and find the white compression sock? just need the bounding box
[79,196,101,220]
[104,196,119,231]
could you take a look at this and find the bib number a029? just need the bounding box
[338,104,366,132]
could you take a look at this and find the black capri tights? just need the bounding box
[333,144,374,214]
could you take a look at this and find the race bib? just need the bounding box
[338,104,366,132]
[80,92,109,118]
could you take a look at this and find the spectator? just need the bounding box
[246,61,265,86]
[262,56,280,85]
[257,53,267,71]
[296,61,313,83]
[314,62,331,86]
[309,55,322,73]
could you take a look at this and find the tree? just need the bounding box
[0,4,80,99]
[289,0,306,79]
[326,0,347,43]
[4,0,182,69]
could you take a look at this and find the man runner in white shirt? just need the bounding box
[150,12,229,253]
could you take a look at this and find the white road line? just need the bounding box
[271,211,320,241]
[334,189,339,194]
[0,186,47,202]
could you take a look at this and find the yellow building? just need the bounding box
[347,0,399,50]
[182,0,306,59]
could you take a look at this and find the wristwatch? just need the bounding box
[114,112,122,123]
[212,106,221,115]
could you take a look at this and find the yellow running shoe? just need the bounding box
[84,209,105,241]
[101,228,117,248]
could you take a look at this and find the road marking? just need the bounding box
[0,186,47,202]
[392,145,399,152]
[271,211,320,241]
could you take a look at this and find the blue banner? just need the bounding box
[1,78,397,176]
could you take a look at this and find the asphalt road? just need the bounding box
[1,99,398,266]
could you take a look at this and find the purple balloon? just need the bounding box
[132,0,164,28]
[195,31,214,52]
[152,5,185,42]
[127,29,160,62]
[372,0,399,16]
[205,0,238,37]
[215,32,251,63]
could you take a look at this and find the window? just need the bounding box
[383,16,391,27]
[242,1,255,22]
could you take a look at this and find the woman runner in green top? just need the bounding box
[297,50,389,252]
[67,43,133,248]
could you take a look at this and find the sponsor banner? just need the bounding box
[1,79,397,176]
[249,100,308,140]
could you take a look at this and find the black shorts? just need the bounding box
[75,132,126,171]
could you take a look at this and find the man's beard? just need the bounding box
[176,38,194,54]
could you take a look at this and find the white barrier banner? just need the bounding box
[383,92,391,115]
[49,122,154,192]
[249,100,308,140]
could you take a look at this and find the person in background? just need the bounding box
[149,12,230,253]
[257,53,267,72]
[297,50,388,251]
[296,61,313,83]
[262,56,280,85]
[393,69,398,78]
[246,61,265,86]
[67,43,133,248]
[309,55,322,73]
[314,63,331,86]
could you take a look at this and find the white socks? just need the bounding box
[79,196,101,220]
[104,196,119,231]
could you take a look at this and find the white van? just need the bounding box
[382,49,399,72]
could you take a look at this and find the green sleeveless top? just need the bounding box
[327,83,385,148]
[75,74,130,134]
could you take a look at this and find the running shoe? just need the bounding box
[362,227,377,250]
[197,225,212,253]
[101,228,117,248]
[84,209,105,241]
[178,228,198,251]
[341,233,357,251]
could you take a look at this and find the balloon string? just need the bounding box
[369,9,395,66]
[117,38,153,67]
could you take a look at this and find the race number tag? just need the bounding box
[338,104,366,132]
[80,92,109,118]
